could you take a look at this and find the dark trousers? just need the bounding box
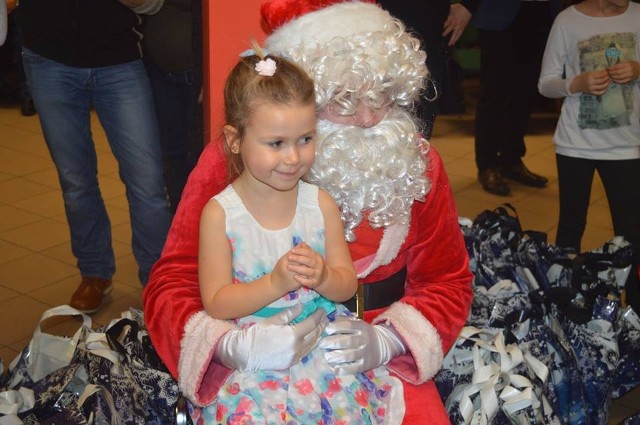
[419,41,448,139]
[145,60,203,215]
[474,2,552,169]
[556,154,640,259]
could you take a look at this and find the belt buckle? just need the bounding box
[356,284,364,319]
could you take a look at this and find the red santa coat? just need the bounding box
[143,138,473,424]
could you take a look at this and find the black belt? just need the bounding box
[343,268,407,317]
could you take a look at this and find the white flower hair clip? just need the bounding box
[255,58,277,76]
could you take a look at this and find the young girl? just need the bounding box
[196,51,405,424]
[538,0,640,258]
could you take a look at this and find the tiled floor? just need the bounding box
[0,79,638,423]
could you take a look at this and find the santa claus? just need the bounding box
[143,0,473,423]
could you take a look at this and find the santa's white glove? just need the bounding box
[214,303,327,372]
[319,316,406,375]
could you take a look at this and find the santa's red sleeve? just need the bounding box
[366,146,474,385]
[143,140,238,407]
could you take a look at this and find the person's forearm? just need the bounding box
[203,275,288,320]
[314,267,358,302]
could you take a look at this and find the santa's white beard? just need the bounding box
[307,108,430,242]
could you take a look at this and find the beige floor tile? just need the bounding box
[0,285,20,303]
[0,177,54,204]
[0,204,45,232]
[0,239,32,265]
[0,146,53,177]
[98,174,127,199]
[40,242,75,266]
[112,239,134,260]
[0,113,41,133]
[111,222,133,246]
[105,205,131,227]
[0,253,76,293]
[519,212,558,235]
[91,289,143,329]
[582,225,618,253]
[112,255,143,289]
[445,174,477,195]
[22,167,61,189]
[12,191,66,219]
[98,153,120,176]
[0,296,52,345]
[430,137,475,160]
[105,194,130,211]
[0,218,70,252]
[0,131,51,159]
[0,345,21,366]
[514,187,560,219]
[587,202,615,230]
[27,276,82,308]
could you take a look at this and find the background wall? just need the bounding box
[204,0,266,144]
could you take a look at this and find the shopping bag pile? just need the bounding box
[437,204,639,424]
[0,307,179,425]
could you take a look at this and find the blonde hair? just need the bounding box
[223,53,316,180]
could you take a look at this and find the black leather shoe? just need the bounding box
[478,168,511,196]
[501,163,548,188]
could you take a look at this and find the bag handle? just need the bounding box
[32,305,92,346]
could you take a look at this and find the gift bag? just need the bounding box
[439,326,559,424]
[611,307,640,399]
[98,312,179,425]
[1,307,178,425]
[8,305,92,385]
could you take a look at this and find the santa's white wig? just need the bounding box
[262,1,429,116]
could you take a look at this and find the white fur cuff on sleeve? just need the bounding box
[374,302,444,383]
[178,311,236,405]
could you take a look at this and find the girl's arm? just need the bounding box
[198,199,299,320]
[538,18,574,98]
[287,189,357,302]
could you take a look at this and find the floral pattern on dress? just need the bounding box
[194,182,404,425]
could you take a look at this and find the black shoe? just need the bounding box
[501,163,548,188]
[478,167,511,196]
[20,98,37,116]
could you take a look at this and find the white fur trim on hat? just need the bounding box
[265,2,394,54]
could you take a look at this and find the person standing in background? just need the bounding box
[464,0,558,196]
[143,0,204,215]
[19,0,172,313]
[378,0,449,139]
[378,0,473,139]
[538,0,640,258]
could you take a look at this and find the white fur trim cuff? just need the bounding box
[178,311,236,405]
[266,2,394,54]
[374,302,444,383]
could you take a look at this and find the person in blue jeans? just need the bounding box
[19,0,172,314]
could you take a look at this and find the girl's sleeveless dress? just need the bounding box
[195,181,405,425]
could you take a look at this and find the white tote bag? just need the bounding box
[26,305,92,382]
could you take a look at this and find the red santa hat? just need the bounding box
[261,0,394,54]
